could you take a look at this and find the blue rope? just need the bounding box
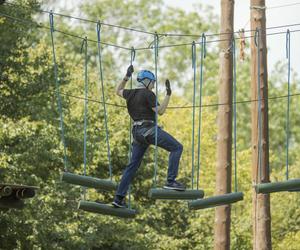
[96,21,113,180]
[128,47,135,209]
[285,29,291,180]
[153,33,159,187]
[191,41,196,189]
[128,47,136,161]
[232,36,238,192]
[196,33,206,190]
[82,37,88,179]
[49,12,68,172]
[81,37,88,200]
[255,28,263,182]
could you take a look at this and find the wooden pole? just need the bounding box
[250,0,272,249]
[214,0,234,249]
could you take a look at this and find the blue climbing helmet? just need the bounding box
[137,70,156,83]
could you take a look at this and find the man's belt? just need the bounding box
[133,120,155,126]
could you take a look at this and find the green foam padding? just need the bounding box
[148,188,204,200]
[0,197,25,209]
[188,192,244,210]
[61,172,117,191]
[255,178,300,194]
[78,201,136,218]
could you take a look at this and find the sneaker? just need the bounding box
[163,180,186,191]
[112,198,127,208]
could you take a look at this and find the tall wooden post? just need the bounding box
[214,0,234,249]
[250,0,272,249]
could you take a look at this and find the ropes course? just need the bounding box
[49,12,118,193]
[254,29,300,194]
[147,33,204,201]
[188,36,243,210]
[1,1,300,218]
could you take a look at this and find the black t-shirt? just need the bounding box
[123,88,159,121]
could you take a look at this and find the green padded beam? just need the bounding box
[78,201,136,218]
[0,197,25,209]
[188,192,244,210]
[61,172,117,191]
[148,188,204,200]
[255,178,300,194]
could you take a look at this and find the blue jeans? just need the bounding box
[115,124,183,198]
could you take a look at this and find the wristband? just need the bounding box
[123,77,129,82]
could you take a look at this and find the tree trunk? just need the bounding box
[250,0,272,249]
[214,1,234,249]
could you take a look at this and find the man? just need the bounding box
[112,65,185,208]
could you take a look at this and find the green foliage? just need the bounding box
[0,0,299,249]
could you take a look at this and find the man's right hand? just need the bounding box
[126,65,134,78]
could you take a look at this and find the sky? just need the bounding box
[164,0,300,73]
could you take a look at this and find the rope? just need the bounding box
[254,28,263,182]
[196,34,206,190]
[55,28,131,51]
[250,5,266,10]
[82,37,88,200]
[191,41,196,189]
[82,37,88,177]
[50,87,300,111]
[128,47,136,159]
[127,47,135,209]
[4,11,300,51]
[49,12,68,172]
[96,21,113,180]
[6,1,300,39]
[153,32,159,188]
[232,36,238,192]
[268,2,300,10]
[286,29,291,180]
[119,28,300,51]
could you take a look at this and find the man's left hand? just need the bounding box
[165,79,172,96]
[126,65,134,78]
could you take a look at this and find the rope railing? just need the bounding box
[5,1,300,38]
[3,10,300,52]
